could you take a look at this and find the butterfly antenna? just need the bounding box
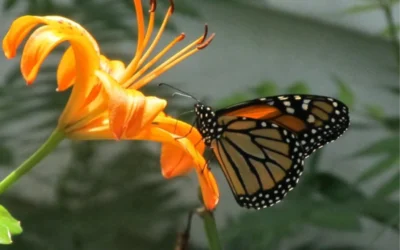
[158,83,200,103]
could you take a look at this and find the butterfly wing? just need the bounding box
[216,95,350,157]
[211,116,306,209]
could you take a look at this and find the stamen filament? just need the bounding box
[130,31,214,90]
[147,25,210,74]
[137,4,174,70]
[130,33,215,90]
[124,33,185,89]
[121,0,146,84]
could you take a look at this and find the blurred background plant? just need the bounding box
[0,0,398,249]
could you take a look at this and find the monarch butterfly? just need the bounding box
[159,84,350,210]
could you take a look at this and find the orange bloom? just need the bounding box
[134,113,219,210]
[2,0,218,209]
[2,0,214,140]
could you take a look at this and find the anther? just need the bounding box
[169,0,175,14]
[199,24,208,44]
[197,33,215,50]
[149,0,156,12]
[177,33,186,42]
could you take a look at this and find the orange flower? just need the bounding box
[135,113,219,210]
[2,0,214,140]
[2,0,218,209]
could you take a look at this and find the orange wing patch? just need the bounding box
[224,105,281,119]
[272,115,307,132]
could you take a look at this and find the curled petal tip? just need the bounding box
[3,50,15,59]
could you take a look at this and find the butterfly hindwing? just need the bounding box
[211,116,306,209]
[216,95,350,157]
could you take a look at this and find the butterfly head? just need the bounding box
[194,103,220,145]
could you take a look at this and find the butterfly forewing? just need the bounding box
[211,116,305,209]
[216,95,350,157]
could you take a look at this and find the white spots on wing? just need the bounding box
[259,97,266,101]
[278,96,288,100]
[303,99,311,104]
[294,95,302,100]
[283,101,291,106]
[311,129,317,134]
[302,104,309,110]
[261,122,267,127]
[307,114,315,123]
[286,107,295,114]
[333,102,338,107]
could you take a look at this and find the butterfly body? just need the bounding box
[194,94,350,210]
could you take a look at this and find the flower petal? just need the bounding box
[3,16,45,59]
[160,141,196,178]
[3,15,100,85]
[57,47,76,91]
[99,55,126,81]
[197,167,219,211]
[153,114,205,154]
[96,70,166,139]
[125,96,166,138]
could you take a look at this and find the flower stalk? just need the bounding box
[197,187,222,250]
[0,129,65,194]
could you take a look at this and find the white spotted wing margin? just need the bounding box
[211,116,306,210]
[215,94,350,158]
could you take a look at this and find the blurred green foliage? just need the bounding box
[0,205,22,244]
[0,0,398,249]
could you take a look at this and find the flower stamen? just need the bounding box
[130,26,215,89]
[125,33,185,89]
[121,0,174,84]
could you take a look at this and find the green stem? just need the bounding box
[199,208,222,250]
[378,0,400,67]
[197,187,222,250]
[0,129,65,195]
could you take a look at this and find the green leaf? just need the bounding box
[0,205,22,244]
[383,85,400,95]
[286,81,310,94]
[361,198,399,230]
[353,136,399,157]
[0,145,14,165]
[306,201,362,231]
[365,104,385,120]
[345,3,381,14]
[381,24,400,39]
[381,116,400,131]
[2,0,19,10]
[375,171,400,197]
[251,80,278,97]
[334,77,355,109]
[313,173,365,202]
[319,247,366,250]
[357,155,399,183]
